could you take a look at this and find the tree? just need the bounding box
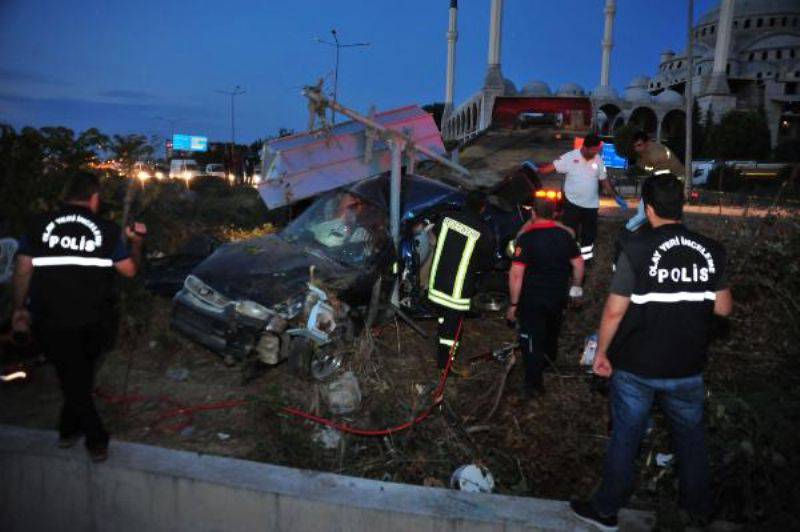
[0,125,111,233]
[108,134,155,227]
[705,110,771,161]
[108,134,154,179]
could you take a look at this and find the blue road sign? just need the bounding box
[173,134,208,152]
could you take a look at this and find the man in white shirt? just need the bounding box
[537,134,618,266]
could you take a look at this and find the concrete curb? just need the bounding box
[0,424,653,531]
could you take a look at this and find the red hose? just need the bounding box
[281,318,463,436]
[92,319,464,437]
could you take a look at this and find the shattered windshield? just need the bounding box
[281,191,389,266]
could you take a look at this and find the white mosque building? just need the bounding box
[441,0,800,149]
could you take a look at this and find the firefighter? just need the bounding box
[12,171,145,462]
[506,195,584,398]
[427,191,495,370]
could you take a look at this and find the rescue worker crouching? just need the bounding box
[427,191,495,370]
[506,196,585,398]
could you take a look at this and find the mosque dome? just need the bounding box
[591,85,619,99]
[556,82,585,96]
[698,0,800,25]
[503,78,518,95]
[627,76,651,89]
[623,87,653,103]
[520,80,552,96]
[653,89,684,106]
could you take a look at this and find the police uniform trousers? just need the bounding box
[37,323,110,449]
[518,297,565,390]
[561,199,597,265]
[434,306,463,370]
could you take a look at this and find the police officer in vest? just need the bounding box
[427,191,495,370]
[12,171,146,462]
[506,195,584,398]
[571,174,733,530]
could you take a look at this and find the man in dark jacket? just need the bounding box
[571,175,733,530]
[12,171,146,462]
[427,191,495,370]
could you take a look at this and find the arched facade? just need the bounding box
[629,107,659,135]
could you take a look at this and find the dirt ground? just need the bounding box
[2,204,799,530]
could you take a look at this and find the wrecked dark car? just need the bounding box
[171,173,529,380]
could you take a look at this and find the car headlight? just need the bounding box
[184,275,229,307]
[235,300,271,321]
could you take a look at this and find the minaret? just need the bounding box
[443,0,458,120]
[705,0,734,95]
[600,0,615,89]
[593,0,617,99]
[484,0,505,90]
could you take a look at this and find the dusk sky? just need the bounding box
[0,0,717,145]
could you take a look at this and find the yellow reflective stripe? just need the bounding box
[428,287,470,306]
[439,338,455,346]
[428,225,449,292]
[441,217,481,240]
[506,239,515,257]
[428,291,471,310]
[392,261,398,274]
[453,233,478,299]
[437,317,445,324]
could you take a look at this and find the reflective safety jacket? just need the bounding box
[427,209,495,311]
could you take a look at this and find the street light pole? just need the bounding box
[215,85,246,179]
[317,29,370,125]
[154,115,181,158]
[216,85,246,146]
[685,0,694,197]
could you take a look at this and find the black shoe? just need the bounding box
[57,434,81,449]
[569,499,618,531]
[87,445,109,463]
[521,384,546,400]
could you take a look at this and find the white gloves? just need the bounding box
[569,286,583,299]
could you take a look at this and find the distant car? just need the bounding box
[205,164,226,178]
[170,159,200,180]
[133,162,153,181]
[170,173,539,380]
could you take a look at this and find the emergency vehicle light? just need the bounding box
[535,189,562,200]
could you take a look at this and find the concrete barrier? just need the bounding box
[0,425,653,531]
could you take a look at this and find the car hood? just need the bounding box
[191,234,355,308]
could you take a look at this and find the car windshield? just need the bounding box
[281,191,388,266]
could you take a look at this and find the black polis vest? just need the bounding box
[609,224,727,378]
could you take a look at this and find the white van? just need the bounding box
[170,159,200,180]
[205,164,226,178]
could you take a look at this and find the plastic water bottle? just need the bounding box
[580,333,598,368]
